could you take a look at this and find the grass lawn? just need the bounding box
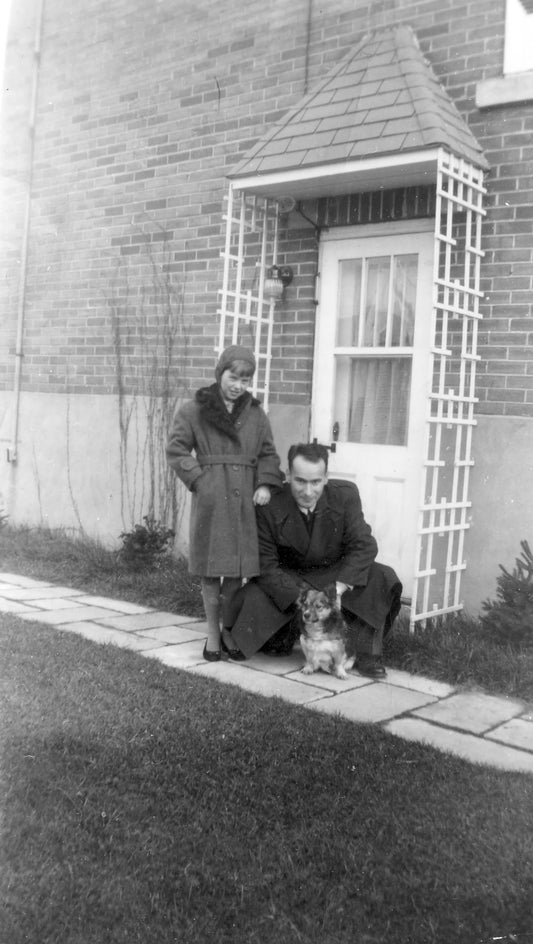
[1,524,533,702]
[0,524,204,617]
[1,616,533,944]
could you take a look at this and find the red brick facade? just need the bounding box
[1,0,532,415]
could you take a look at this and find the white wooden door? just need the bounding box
[312,222,434,595]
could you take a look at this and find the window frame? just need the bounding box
[504,0,533,75]
[476,0,533,107]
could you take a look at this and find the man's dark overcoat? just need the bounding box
[230,479,402,656]
[166,384,282,578]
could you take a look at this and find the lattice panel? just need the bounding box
[411,150,486,628]
[218,187,280,411]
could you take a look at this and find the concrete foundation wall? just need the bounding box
[1,392,530,620]
[462,414,533,615]
[0,392,310,551]
[0,391,188,544]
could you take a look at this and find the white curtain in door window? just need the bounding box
[336,259,362,346]
[391,254,417,345]
[335,356,411,445]
[363,257,390,347]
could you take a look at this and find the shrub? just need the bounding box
[119,516,175,570]
[481,540,533,649]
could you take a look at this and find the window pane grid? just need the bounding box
[333,252,418,445]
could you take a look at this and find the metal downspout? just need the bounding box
[8,0,45,464]
[303,0,313,95]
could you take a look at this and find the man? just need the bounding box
[229,442,402,678]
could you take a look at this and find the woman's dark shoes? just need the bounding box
[203,642,224,662]
[221,636,246,661]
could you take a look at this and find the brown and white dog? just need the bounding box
[297,586,355,680]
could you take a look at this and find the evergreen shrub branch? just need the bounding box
[481,539,533,649]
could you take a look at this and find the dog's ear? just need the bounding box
[324,583,337,603]
[296,585,308,606]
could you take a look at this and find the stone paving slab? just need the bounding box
[137,624,208,644]
[142,639,373,694]
[96,612,194,633]
[0,574,53,588]
[308,682,438,723]
[140,640,217,669]
[173,618,208,629]
[286,667,374,693]
[0,598,40,614]
[486,717,533,753]
[385,668,455,699]
[27,597,87,611]
[244,650,307,676]
[55,622,163,651]
[17,605,120,625]
[74,595,154,614]
[189,659,331,705]
[386,717,533,774]
[0,586,83,600]
[412,691,523,734]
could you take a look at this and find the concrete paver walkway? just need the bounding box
[2,572,533,774]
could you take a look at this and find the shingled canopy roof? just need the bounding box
[229,25,487,199]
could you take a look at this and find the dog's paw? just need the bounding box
[334,668,349,680]
[301,664,314,675]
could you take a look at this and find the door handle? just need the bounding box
[329,421,339,453]
[312,435,337,454]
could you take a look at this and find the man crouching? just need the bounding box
[227,442,402,679]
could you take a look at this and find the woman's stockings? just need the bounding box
[220,577,242,648]
[201,577,243,651]
[200,577,222,651]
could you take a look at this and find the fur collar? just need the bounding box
[195,383,260,443]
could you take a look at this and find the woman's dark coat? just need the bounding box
[166,384,282,578]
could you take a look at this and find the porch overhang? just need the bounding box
[229,148,443,201]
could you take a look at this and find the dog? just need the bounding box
[296,585,355,680]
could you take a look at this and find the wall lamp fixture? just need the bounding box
[264,264,294,300]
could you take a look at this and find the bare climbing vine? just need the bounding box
[107,226,189,534]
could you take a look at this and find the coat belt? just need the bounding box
[198,454,258,468]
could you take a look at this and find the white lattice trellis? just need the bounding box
[411,149,486,629]
[218,186,281,411]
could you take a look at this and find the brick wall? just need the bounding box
[1,0,532,415]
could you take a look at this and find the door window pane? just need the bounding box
[334,356,411,445]
[332,250,418,444]
[363,256,390,346]
[336,259,362,346]
[391,254,417,345]
[335,252,418,349]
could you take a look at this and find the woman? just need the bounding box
[166,345,283,660]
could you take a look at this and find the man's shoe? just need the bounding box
[356,655,386,679]
[221,637,246,661]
